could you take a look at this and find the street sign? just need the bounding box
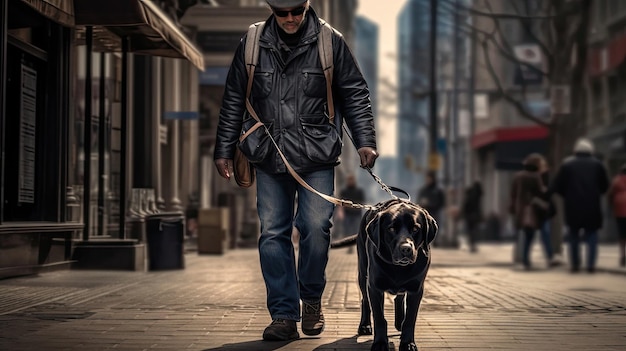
[428,152,442,171]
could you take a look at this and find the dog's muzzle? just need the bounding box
[393,241,418,266]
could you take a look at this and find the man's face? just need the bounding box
[272,2,308,34]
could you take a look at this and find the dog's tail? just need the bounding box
[330,234,358,249]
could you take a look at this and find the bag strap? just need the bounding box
[241,21,265,142]
[318,19,335,125]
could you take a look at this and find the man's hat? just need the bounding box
[266,0,307,8]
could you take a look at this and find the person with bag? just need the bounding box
[548,138,609,273]
[509,153,550,270]
[608,163,626,267]
[537,155,558,267]
[213,0,378,342]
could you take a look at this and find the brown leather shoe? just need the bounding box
[262,319,299,341]
[302,301,325,336]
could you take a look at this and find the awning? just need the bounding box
[74,0,204,70]
[20,0,74,27]
[471,125,549,149]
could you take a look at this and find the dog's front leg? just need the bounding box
[399,288,424,351]
[368,286,389,351]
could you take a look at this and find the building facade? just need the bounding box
[1,0,204,278]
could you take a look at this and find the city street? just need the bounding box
[1,243,626,351]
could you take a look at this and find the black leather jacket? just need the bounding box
[214,8,377,174]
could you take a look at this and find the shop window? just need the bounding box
[2,1,67,222]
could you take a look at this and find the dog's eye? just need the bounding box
[387,226,395,233]
[413,225,420,233]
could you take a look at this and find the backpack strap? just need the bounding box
[245,21,265,101]
[241,21,265,142]
[317,19,335,125]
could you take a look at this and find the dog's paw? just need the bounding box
[370,340,391,351]
[399,341,418,351]
[358,324,373,335]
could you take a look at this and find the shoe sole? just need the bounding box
[302,325,324,336]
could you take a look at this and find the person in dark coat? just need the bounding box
[510,153,549,270]
[462,181,483,253]
[548,138,609,273]
[538,155,557,266]
[417,170,445,244]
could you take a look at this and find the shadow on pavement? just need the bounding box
[312,335,380,350]
[202,340,294,350]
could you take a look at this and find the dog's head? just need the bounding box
[366,200,438,266]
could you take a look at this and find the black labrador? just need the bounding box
[331,198,437,351]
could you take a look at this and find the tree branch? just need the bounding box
[480,36,550,126]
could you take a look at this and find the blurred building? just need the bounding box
[1,0,204,278]
[586,0,626,240]
[469,0,549,231]
[352,15,380,203]
[587,1,626,175]
[397,0,460,198]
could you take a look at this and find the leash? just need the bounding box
[341,123,411,202]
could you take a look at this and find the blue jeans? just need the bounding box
[256,168,335,321]
[568,227,598,270]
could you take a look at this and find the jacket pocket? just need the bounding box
[252,68,274,99]
[238,116,273,163]
[302,68,327,98]
[300,115,341,163]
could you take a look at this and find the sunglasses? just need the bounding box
[272,6,306,17]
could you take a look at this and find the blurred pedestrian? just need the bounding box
[538,155,558,267]
[510,153,551,270]
[462,181,483,253]
[213,0,378,341]
[549,138,609,273]
[607,163,626,267]
[338,174,365,253]
[418,170,445,245]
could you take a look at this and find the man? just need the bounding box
[417,171,445,244]
[549,138,609,273]
[213,0,378,342]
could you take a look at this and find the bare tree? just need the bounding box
[444,0,592,258]
[451,0,592,168]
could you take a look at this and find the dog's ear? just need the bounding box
[420,210,438,257]
[365,211,389,256]
[426,212,438,244]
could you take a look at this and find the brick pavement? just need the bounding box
[0,243,625,350]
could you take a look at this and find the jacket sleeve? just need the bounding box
[214,39,248,160]
[332,35,377,150]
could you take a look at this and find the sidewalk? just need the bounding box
[1,242,625,350]
[441,241,626,275]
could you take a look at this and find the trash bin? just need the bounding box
[146,212,185,270]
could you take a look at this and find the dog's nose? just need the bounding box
[400,242,414,256]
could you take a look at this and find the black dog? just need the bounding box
[331,199,437,351]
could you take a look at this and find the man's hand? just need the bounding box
[357,147,378,169]
[215,158,233,179]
